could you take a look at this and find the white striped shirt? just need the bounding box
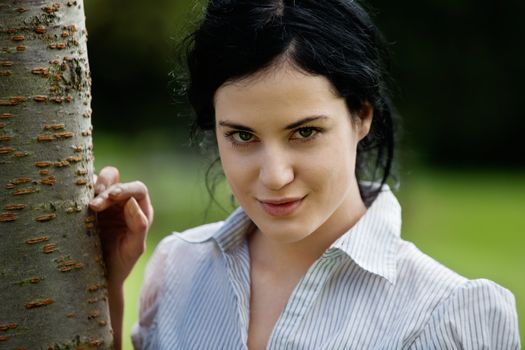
[131,187,520,349]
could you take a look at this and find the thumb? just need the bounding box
[124,197,148,255]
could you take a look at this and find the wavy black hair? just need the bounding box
[181,0,397,206]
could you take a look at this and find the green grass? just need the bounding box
[399,169,524,304]
[93,133,524,348]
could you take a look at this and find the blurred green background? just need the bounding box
[83,0,524,347]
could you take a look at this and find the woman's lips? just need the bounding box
[258,197,305,217]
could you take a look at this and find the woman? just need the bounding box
[90,1,520,349]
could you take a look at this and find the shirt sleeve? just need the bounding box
[407,279,521,349]
[131,234,178,349]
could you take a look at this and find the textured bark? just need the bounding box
[0,1,113,348]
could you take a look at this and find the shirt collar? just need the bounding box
[212,186,402,284]
[212,206,255,252]
[330,186,402,284]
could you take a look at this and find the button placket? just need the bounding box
[223,240,252,349]
[268,253,342,350]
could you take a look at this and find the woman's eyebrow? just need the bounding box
[217,121,254,132]
[217,115,328,132]
[285,115,328,130]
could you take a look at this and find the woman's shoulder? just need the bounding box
[132,220,230,348]
[142,221,227,278]
[154,220,225,251]
[396,240,466,290]
[395,239,516,306]
[171,221,225,243]
[406,277,520,348]
[395,241,520,348]
[153,206,251,257]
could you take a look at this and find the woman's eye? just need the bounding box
[231,131,254,143]
[292,127,319,140]
[298,128,314,138]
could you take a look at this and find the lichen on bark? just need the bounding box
[0,1,113,348]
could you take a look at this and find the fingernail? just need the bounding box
[96,184,106,193]
[90,197,102,207]
[126,198,138,215]
[109,187,122,196]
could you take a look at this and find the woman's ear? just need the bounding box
[356,101,373,141]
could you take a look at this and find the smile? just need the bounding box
[257,196,305,217]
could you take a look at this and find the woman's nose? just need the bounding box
[258,148,294,191]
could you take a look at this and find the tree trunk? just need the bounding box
[0,1,113,348]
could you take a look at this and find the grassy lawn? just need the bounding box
[93,133,524,348]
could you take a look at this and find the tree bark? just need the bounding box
[0,0,113,348]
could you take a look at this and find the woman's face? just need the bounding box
[215,63,372,243]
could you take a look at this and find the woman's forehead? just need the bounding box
[214,64,344,121]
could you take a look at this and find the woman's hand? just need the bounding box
[89,166,153,350]
[89,166,154,286]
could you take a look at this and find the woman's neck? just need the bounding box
[248,182,367,278]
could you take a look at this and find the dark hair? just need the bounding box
[182,0,397,206]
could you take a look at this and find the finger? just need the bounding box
[105,181,153,223]
[123,197,148,256]
[89,181,154,224]
[95,166,120,194]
